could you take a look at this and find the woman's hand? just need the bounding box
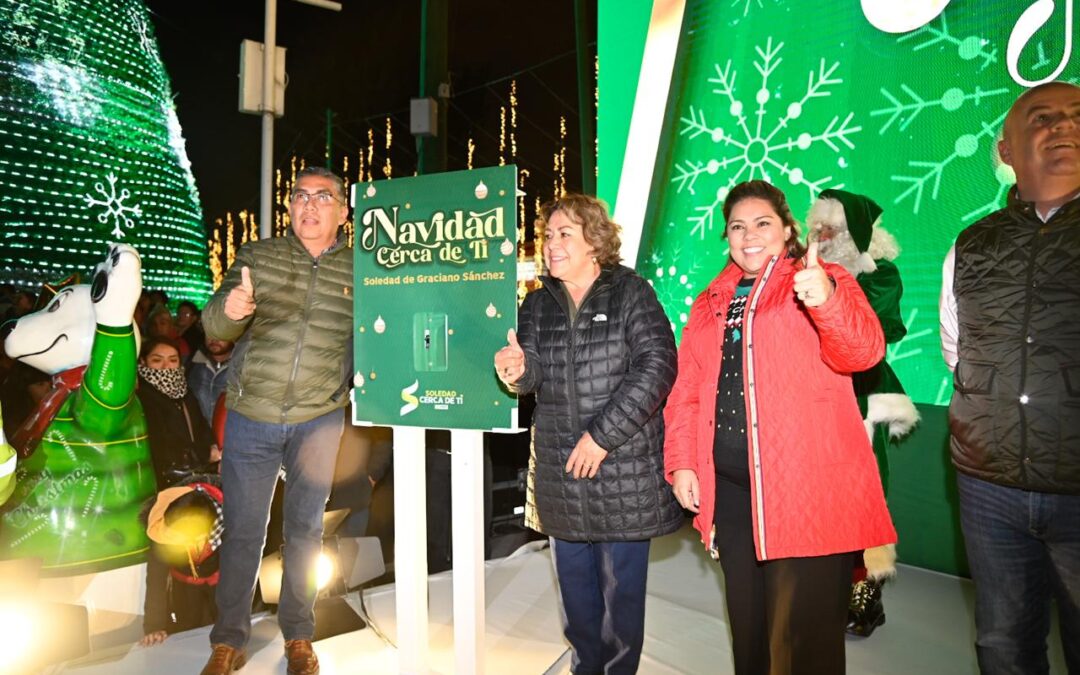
[792,241,834,308]
[672,469,700,513]
[139,630,168,647]
[565,432,608,479]
[209,444,222,464]
[494,328,526,384]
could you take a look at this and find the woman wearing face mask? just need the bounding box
[493,194,681,675]
[136,336,223,647]
[663,180,896,675]
[136,337,219,490]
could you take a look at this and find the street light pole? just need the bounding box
[258,0,342,240]
[259,0,277,240]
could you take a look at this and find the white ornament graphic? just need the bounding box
[475,181,489,199]
[373,315,386,334]
[672,37,860,238]
[861,0,951,33]
[84,174,143,238]
[499,238,514,256]
[485,303,497,318]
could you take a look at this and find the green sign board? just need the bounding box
[351,165,521,431]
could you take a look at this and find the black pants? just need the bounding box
[714,478,853,675]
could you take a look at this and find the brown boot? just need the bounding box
[284,639,320,675]
[200,644,247,675]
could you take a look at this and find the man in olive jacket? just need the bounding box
[199,167,353,675]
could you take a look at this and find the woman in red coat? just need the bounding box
[663,180,896,675]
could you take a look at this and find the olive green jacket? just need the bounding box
[203,232,353,424]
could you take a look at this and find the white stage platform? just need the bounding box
[58,524,1066,674]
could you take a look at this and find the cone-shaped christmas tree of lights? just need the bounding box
[0,0,211,303]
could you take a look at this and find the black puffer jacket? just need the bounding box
[515,265,682,541]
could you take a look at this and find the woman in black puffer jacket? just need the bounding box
[494,194,681,675]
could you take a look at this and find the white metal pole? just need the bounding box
[451,429,486,674]
[259,0,277,240]
[393,426,429,673]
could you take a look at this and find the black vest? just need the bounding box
[949,189,1080,493]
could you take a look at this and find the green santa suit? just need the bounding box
[811,189,920,637]
[811,189,919,491]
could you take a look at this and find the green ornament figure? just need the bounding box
[0,244,156,575]
[0,405,14,506]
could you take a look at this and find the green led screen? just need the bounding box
[637,0,1073,406]
[0,0,212,303]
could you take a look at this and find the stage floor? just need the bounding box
[60,524,1067,674]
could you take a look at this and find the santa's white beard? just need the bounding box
[818,229,864,275]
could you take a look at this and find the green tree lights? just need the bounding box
[0,0,211,304]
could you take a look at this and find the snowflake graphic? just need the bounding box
[645,242,716,330]
[935,376,952,406]
[896,14,997,70]
[890,110,1006,214]
[671,37,861,238]
[731,0,763,18]
[885,307,934,364]
[963,163,1015,222]
[84,174,143,238]
[872,84,1010,135]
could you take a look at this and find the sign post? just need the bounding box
[351,165,522,673]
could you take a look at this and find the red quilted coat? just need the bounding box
[664,255,897,561]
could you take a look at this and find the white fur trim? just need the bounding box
[864,543,897,580]
[852,251,877,275]
[867,219,901,262]
[866,393,920,439]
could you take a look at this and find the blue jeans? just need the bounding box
[551,538,650,675]
[210,408,344,649]
[957,472,1080,674]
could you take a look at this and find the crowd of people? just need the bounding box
[1,83,1078,675]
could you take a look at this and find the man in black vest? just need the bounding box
[941,81,1080,674]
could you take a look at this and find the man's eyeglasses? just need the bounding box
[291,191,342,207]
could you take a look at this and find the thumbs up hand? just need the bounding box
[224,265,257,320]
[494,328,526,385]
[792,240,834,307]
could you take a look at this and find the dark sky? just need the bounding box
[146,0,595,224]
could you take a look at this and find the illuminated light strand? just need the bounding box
[510,79,518,160]
[499,106,506,166]
[383,116,392,179]
[558,115,567,197]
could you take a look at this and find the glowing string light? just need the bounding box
[510,79,518,160]
[383,116,392,179]
[499,106,506,166]
[366,128,375,183]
